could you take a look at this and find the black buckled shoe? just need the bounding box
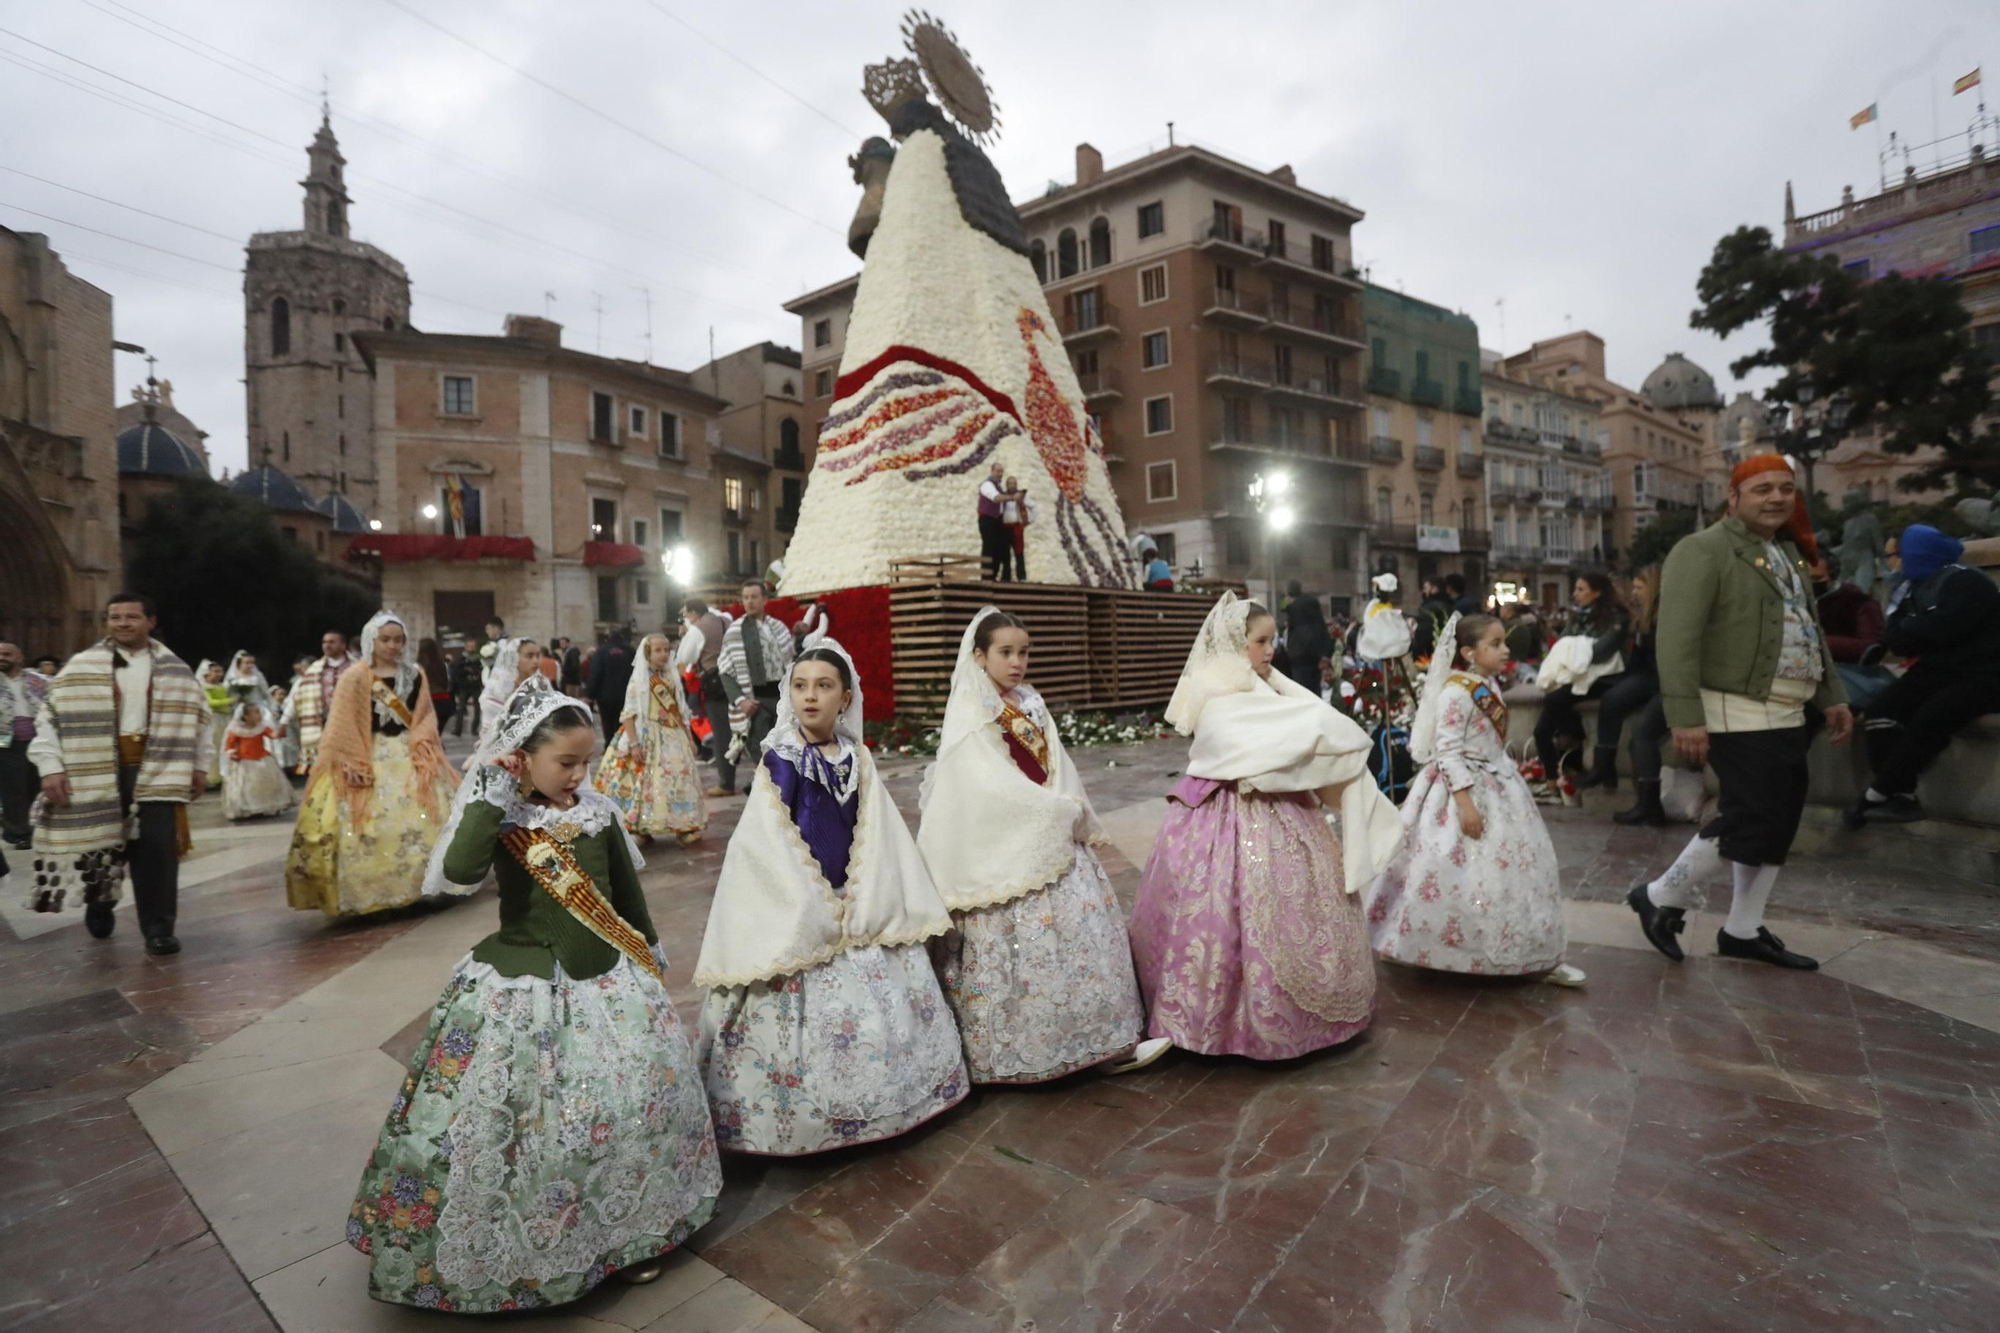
[1627,879,1685,962]
[85,902,115,939]
[1717,927,1817,969]
[144,934,181,956]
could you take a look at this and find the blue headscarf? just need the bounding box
[1898,524,1964,581]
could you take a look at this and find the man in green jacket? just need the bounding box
[1626,454,1853,970]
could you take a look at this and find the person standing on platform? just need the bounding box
[999,475,1036,582]
[976,462,1021,582]
[0,642,48,850]
[717,581,793,794]
[1627,454,1851,970]
[27,593,207,954]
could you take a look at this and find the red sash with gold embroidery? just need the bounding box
[649,674,682,729]
[1447,672,1508,741]
[368,676,415,729]
[997,700,1052,785]
[499,824,662,981]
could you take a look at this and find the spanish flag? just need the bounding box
[1851,103,1878,129]
[1955,67,1982,95]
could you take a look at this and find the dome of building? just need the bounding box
[1717,391,1782,453]
[116,420,207,477]
[1641,352,1722,409]
[228,463,320,514]
[318,492,370,533]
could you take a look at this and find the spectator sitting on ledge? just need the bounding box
[1811,550,1889,710]
[1849,525,2000,826]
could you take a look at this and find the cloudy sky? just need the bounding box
[5,0,1995,475]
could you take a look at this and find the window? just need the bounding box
[1372,406,1390,437]
[778,417,801,463]
[630,405,648,438]
[1312,234,1337,271]
[815,369,833,397]
[1072,287,1101,329]
[1029,240,1046,283]
[1139,264,1168,305]
[635,578,651,607]
[1215,264,1236,298]
[1057,228,1079,278]
[270,298,290,355]
[1375,486,1393,523]
[1137,201,1164,238]
[439,483,483,536]
[337,394,344,419]
[597,576,619,623]
[1226,525,1251,566]
[1416,416,1433,448]
[442,375,475,415]
[1267,220,1287,255]
[724,476,745,512]
[1222,397,1251,439]
[632,518,649,548]
[338,433,346,455]
[813,317,832,347]
[1088,217,1111,268]
[660,508,684,544]
[1414,350,1431,382]
[334,331,345,353]
[1143,395,1173,435]
[1146,460,1177,502]
[1330,536,1351,570]
[591,391,614,442]
[282,429,290,461]
[590,497,618,538]
[1142,330,1170,370]
[658,411,681,458]
[1973,225,2000,256]
[1075,348,1099,378]
[383,316,396,331]
[1462,497,1475,529]
[1273,343,1293,384]
[1419,492,1434,524]
[726,530,742,573]
[1155,532,1177,563]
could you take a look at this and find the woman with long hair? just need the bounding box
[1531,570,1632,779]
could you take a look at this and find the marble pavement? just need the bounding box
[3,736,1997,1331]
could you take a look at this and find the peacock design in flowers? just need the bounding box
[1013,307,1086,501]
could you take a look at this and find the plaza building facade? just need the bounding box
[1479,354,1611,607]
[689,340,806,577]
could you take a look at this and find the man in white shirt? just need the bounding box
[716,581,795,793]
[976,462,1022,582]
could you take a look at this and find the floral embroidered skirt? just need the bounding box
[223,754,296,821]
[284,733,454,917]
[1366,762,1566,975]
[933,844,1145,1084]
[697,942,968,1156]
[1128,784,1375,1061]
[592,725,707,838]
[347,955,721,1313]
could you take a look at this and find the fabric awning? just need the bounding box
[583,541,647,568]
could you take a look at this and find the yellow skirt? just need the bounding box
[284,733,454,917]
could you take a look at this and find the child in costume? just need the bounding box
[221,700,296,821]
[694,642,967,1155]
[347,690,720,1312]
[593,632,707,847]
[269,684,300,772]
[199,659,231,788]
[1128,593,1404,1060]
[919,608,1165,1082]
[1367,614,1585,986]
[471,639,546,766]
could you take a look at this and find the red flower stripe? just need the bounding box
[818,389,961,455]
[834,345,1019,422]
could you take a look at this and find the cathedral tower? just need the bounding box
[243,111,410,517]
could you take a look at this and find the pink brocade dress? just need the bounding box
[1127,776,1375,1060]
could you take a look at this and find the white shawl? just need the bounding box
[1173,594,1405,893]
[917,608,1101,914]
[693,637,952,987]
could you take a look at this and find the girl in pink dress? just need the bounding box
[1367,614,1586,985]
[1128,593,1406,1061]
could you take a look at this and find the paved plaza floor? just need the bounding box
[3,734,1997,1331]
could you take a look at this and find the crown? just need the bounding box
[862,57,926,123]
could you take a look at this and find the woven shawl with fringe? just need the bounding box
[35,640,206,855]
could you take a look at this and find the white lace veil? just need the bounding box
[619,633,688,735]
[359,610,419,699]
[936,607,1007,756]
[1164,593,1262,736]
[483,638,522,699]
[768,636,865,752]
[1410,611,1463,765]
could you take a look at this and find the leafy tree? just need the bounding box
[126,476,378,677]
[1691,225,2000,497]
[1624,506,1701,573]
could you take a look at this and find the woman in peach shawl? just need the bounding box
[285,611,460,917]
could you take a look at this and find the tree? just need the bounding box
[1624,506,1701,573]
[127,477,379,675]
[1691,225,2000,497]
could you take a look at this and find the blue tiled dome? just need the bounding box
[318,492,370,533]
[228,464,320,514]
[117,421,207,476]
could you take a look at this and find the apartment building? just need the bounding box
[347,314,728,644]
[783,140,1372,605]
[1479,354,1612,609]
[1360,284,1487,593]
[691,340,805,573]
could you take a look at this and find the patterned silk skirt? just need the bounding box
[1128,780,1375,1060]
[284,733,455,917]
[697,942,968,1156]
[933,844,1146,1083]
[223,754,297,821]
[348,955,721,1313]
[593,723,707,839]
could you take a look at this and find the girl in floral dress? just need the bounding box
[920,608,1165,1082]
[1128,593,1405,1061]
[593,632,707,847]
[347,689,721,1312]
[1367,614,1585,985]
[694,642,968,1155]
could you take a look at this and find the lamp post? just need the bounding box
[1246,470,1295,606]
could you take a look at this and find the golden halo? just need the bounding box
[900,9,1001,145]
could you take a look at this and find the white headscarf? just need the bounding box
[224,650,275,717]
[1410,612,1463,765]
[359,610,419,710]
[619,633,692,740]
[916,607,1100,913]
[1164,593,1263,736]
[764,639,866,802]
[422,685,642,898]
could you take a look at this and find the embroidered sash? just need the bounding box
[369,676,415,730]
[1448,672,1508,741]
[997,699,1051,785]
[650,674,682,729]
[498,824,662,981]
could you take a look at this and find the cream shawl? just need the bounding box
[693,638,952,988]
[1172,594,1405,893]
[917,608,1101,913]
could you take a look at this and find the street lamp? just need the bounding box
[1246,470,1293,606]
[664,543,695,587]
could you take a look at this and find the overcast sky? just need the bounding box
[5,0,1996,476]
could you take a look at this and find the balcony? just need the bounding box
[1367,365,1401,397]
[1076,367,1123,401]
[721,504,748,527]
[1269,370,1363,407]
[1372,522,1419,549]
[1560,435,1584,455]
[1412,444,1446,471]
[1459,526,1492,551]
[1060,297,1119,342]
[1454,388,1484,416]
[1256,234,1362,288]
[1265,300,1365,347]
[1579,493,1614,513]
[1206,354,1274,388]
[1196,218,1266,255]
[773,444,807,471]
[1457,452,1486,478]
[1208,431,1369,469]
[1202,286,1268,325]
[1369,435,1404,464]
[1410,377,1446,409]
[776,505,799,532]
[1489,481,1543,503]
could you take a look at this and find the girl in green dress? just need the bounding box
[347,689,721,1312]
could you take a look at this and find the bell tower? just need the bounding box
[302,110,352,239]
